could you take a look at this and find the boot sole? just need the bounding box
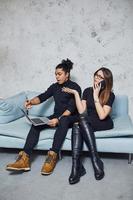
[6,167,30,171]
[80,168,86,176]
[41,171,53,175]
[69,168,86,185]
[94,161,104,180]
[95,171,105,180]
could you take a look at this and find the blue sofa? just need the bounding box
[0,91,133,163]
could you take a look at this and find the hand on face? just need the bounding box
[93,70,104,100]
[93,83,101,101]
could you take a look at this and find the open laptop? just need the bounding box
[20,108,49,126]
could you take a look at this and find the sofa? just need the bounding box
[0,91,133,163]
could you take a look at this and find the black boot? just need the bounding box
[69,124,86,185]
[80,115,104,180]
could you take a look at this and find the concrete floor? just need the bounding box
[0,150,133,200]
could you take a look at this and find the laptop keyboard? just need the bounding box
[31,118,44,124]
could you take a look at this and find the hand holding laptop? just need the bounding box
[20,107,50,126]
[48,118,59,127]
[22,97,50,126]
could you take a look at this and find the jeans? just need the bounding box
[24,115,79,155]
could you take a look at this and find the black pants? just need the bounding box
[23,115,79,156]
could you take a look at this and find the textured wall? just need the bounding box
[0,0,133,117]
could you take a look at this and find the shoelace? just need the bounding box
[16,154,23,161]
[45,155,54,164]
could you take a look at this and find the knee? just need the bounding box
[59,116,69,126]
[79,111,88,121]
[30,124,40,133]
[72,123,80,130]
[79,112,88,125]
[30,125,35,131]
[72,123,80,134]
[30,124,37,131]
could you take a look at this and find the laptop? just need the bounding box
[20,108,49,126]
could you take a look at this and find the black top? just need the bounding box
[82,87,115,131]
[38,80,81,118]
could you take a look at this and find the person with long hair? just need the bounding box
[6,59,81,175]
[63,67,115,184]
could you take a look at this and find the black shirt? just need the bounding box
[38,80,81,118]
[82,87,115,131]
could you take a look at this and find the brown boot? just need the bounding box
[41,151,58,175]
[6,151,30,171]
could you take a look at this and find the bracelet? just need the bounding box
[58,115,63,120]
[94,100,100,103]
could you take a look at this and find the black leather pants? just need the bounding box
[69,123,86,184]
[79,114,104,180]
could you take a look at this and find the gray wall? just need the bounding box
[0,0,133,117]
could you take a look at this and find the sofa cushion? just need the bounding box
[95,116,133,138]
[26,91,55,117]
[110,95,128,118]
[0,116,56,140]
[0,92,27,124]
[0,115,133,141]
[0,117,31,138]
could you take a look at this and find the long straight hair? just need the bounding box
[94,67,113,105]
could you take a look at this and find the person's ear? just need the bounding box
[66,72,69,78]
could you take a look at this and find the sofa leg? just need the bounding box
[128,153,132,164]
[58,151,62,160]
